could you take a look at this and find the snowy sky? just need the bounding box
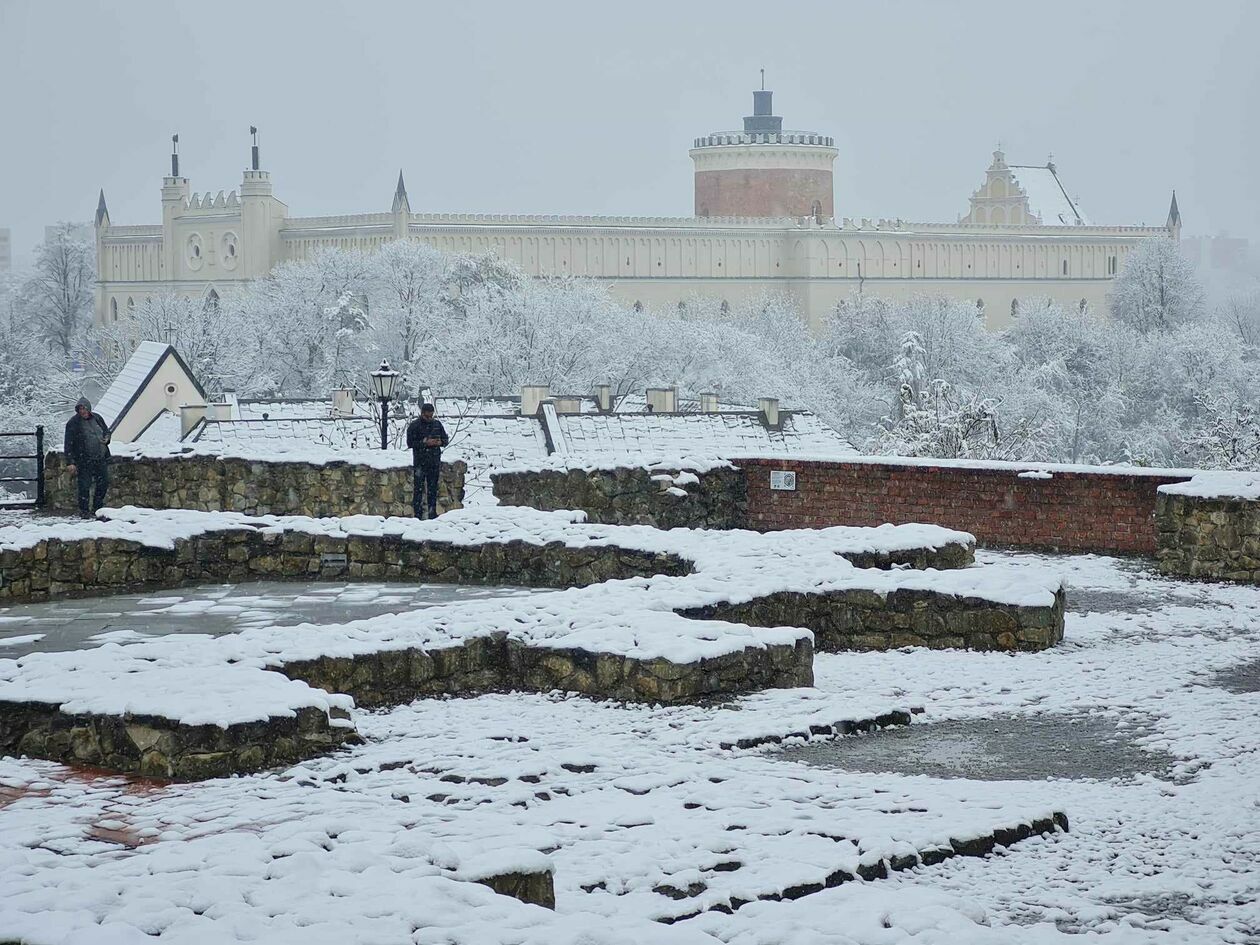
[1,0,1257,264]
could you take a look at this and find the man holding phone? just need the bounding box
[405,402,449,519]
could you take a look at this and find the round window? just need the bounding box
[165,383,178,396]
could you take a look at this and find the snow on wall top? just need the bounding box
[92,341,173,430]
[1010,165,1090,226]
[1159,471,1260,501]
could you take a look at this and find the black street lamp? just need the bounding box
[369,359,400,450]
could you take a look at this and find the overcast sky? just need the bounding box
[2,0,1257,264]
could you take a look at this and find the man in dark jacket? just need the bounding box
[64,397,111,518]
[405,403,449,519]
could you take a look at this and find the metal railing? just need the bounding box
[0,427,45,508]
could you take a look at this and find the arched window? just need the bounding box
[990,206,1006,225]
[109,298,118,323]
[1011,299,1020,318]
[632,300,643,313]
[976,298,985,312]
[1062,260,1068,275]
[126,297,135,314]
[810,200,823,221]
[720,299,730,315]
[204,288,220,313]
[1079,298,1088,312]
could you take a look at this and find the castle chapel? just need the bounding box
[93,89,1179,332]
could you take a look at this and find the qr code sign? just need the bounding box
[769,470,797,491]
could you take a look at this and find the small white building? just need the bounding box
[92,342,206,444]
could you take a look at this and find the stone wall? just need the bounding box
[0,527,690,604]
[682,585,1065,653]
[739,458,1189,554]
[1155,492,1260,583]
[279,633,814,707]
[493,466,747,529]
[44,451,465,518]
[493,460,1197,556]
[0,702,358,781]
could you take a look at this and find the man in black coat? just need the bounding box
[64,396,111,518]
[405,403,449,519]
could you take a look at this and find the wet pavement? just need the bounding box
[771,713,1174,782]
[0,581,544,658]
[1212,658,1260,694]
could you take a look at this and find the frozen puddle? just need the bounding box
[0,581,544,657]
[770,713,1174,782]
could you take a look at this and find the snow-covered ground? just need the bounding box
[1,551,1258,943]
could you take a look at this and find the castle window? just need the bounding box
[109,298,118,322]
[1011,299,1020,318]
[633,300,643,313]
[227,243,235,257]
[1062,260,1068,275]
[1079,298,1088,312]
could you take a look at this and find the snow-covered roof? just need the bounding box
[1009,165,1090,226]
[551,411,854,457]
[93,342,186,431]
[133,409,184,445]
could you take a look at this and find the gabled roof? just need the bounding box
[93,342,207,433]
[1009,164,1089,226]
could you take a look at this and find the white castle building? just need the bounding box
[94,90,1180,332]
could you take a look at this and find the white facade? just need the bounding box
[94,130,1178,334]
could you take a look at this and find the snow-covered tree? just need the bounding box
[19,223,95,358]
[1109,238,1205,334]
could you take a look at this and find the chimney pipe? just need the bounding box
[520,384,550,417]
[758,397,780,428]
[699,392,719,413]
[594,383,612,412]
[646,387,677,414]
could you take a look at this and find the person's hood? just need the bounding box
[76,397,92,412]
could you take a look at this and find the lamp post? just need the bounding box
[369,359,400,450]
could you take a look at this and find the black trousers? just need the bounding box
[413,462,441,518]
[76,460,110,515]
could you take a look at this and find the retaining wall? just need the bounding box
[493,465,747,529]
[1155,492,1260,583]
[0,527,688,604]
[739,458,1190,554]
[496,460,1193,555]
[44,452,465,518]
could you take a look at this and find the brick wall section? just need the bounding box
[695,168,834,218]
[737,458,1193,555]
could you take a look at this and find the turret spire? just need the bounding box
[392,169,410,214]
[170,134,180,178]
[95,189,109,227]
[250,126,260,171]
[1166,190,1181,231]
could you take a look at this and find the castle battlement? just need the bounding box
[692,131,836,149]
[184,191,241,212]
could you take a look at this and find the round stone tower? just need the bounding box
[689,88,837,220]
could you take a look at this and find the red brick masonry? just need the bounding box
[738,458,1193,555]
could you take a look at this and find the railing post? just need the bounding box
[35,426,45,508]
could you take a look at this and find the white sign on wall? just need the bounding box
[769,470,797,491]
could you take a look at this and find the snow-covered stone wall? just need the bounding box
[1155,487,1260,583]
[493,465,747,529]
[44,451,465,518]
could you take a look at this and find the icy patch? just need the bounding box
[771,713,1174,782]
